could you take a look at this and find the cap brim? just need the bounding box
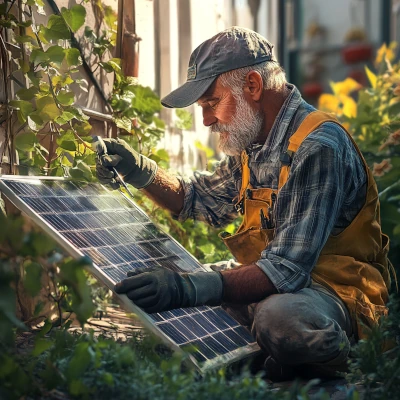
[161,76,217,108]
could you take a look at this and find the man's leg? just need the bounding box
[252,282,353,376]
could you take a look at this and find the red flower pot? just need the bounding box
[301,82,324,98]
[342,43,373,64]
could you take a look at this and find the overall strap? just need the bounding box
[278,111,339,190]
[239,150,251,200]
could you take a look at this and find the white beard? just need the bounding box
[210,93,263,156]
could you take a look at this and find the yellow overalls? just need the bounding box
[221,111,392,340]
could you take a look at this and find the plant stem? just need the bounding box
[46,128,55,173]
[379,179,400,197]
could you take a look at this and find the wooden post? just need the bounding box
[117,0,141,78]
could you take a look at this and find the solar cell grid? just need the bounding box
[0,177,259,371]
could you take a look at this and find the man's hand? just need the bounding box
[114,266,223,313]
[96,138,158,189]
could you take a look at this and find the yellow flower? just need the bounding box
[375,42,397,64]
[318,94,341,114]
[330,78,362,96]
[340,94,358,118]
[318,93,357,118]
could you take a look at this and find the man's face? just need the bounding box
[197,78,263,156]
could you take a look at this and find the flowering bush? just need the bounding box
[319,43,400,270]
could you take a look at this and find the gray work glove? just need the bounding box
[96,138,158,189]
[114,266,223,314]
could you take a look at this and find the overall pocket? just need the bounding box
[220,227,275,264]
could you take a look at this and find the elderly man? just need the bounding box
[96,27,391,381]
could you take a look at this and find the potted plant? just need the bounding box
[342,28,373,64]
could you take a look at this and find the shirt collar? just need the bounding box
[250,84,303,162]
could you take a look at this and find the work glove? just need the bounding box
[96,138,158,189]
[114,266,223,314]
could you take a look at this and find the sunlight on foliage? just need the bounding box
[318,42,400,269]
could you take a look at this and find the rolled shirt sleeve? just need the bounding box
[173,155,242,227]
[257,128,366,293]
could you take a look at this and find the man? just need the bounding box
[96,27,391,381]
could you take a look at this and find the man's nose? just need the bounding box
[202,109,217,127]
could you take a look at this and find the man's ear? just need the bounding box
[244,70,263,101]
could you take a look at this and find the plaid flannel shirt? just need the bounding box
[175,84,367,293]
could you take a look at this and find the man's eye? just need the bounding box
[208,101,218,108]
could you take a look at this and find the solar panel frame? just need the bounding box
[0,175,260,372]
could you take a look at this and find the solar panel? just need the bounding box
[0,175,260,371]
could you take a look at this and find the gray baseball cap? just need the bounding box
[161,26,276,109]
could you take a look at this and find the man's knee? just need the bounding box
[253,293,348,365]
[253,294,307,361]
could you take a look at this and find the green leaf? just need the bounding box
[45,45,65,66]
[130,85,162,116]
[32,232,55,254]
[31,46,65,67]
[154,148,169,162]
[0,19,17,29]
[63,106,88,121]
[23,261,42,297]
[33,301,44,317]
[56,91,75,106]
[195,140,214,158]
[15,131,37,151]
[41,15,70,41]
[17,20,33,28]
[16,87,38,101]
[36,319,52,339]
[32,338,53,356]
[114,116,132,132]
[69,379,89,396]
[52,75,74,88]
[27,70,42,87]
[61,5,86,33]
[104,5,117,29]
[102,372,114,386]
[9,100,34,123]
[153,116,166,129]
[15,34,35,44]
[27,114,43,131]
[66,342,92,380]
[65,48,82,67]
[59,139,76,152]
[198,243,216,257]
[55,111,76,125]
[59,257,94,325]
[30,48,48,66]
[84,26,96,39]
[74,121,92,136]
[36,95,61,122]
[0,355,19,377]
[17,58,30,73]
[393,224,400,236]
[176,109,193,130]
[70,160,92,182]
[99,58,121,73]
[0,285,26,331]
[29,112,44,125]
